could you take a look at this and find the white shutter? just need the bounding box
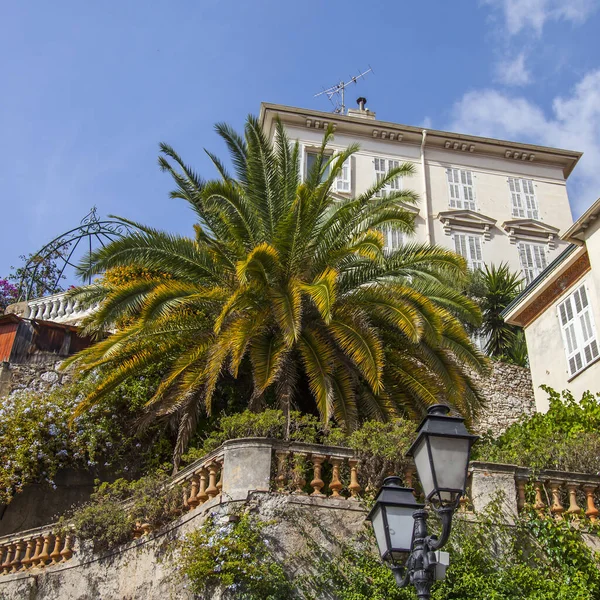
[335,158,351,193]
[389,159,401,190]
[447,168,475,210]
[374,158,386,197]
[469,236,483,270]
[509,178,525,217]
[558,284,599,376]
[522,179,539,219]
[518,242,546,284]
[375,158,402,197]
[383,225,404,251]
[447,168,461,208]
[453,233,467,258]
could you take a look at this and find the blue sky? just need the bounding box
[1,0,599,281]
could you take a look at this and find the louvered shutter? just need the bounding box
[574,285,599,368]
[389,159,401,190]
[454,234,467,258]
[447,168,461,208]
[336,158,351,193]
[521,179,539,219]
[509,178,526,217]
[374,158,386,197]
[469,236,483,270]
[461,170,476,210]
[558,295,583,375]
[383,225,403,251]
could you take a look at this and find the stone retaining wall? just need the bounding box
[471,360,536,436]
[0,359,71,399]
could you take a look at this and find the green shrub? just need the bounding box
[475,387,600,473]
[60,470,184,552]
[178,511,294,599]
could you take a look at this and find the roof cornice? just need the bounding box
[259,103,582,179]
[562,197,600,244]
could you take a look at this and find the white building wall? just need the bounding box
[278,120,573,280]
[524,268,600,412]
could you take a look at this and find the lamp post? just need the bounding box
[366,404,478,600]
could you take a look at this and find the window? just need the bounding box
[453,233,483,270]
[509,178,539,219]
[374,158,401,197]
[305,149,351,193]
[446,168,476,210]
[518,242,547,285]
[382,225,404,251]
[558,284,599,377]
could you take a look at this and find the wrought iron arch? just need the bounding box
[17,207,133,301]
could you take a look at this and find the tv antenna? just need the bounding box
[314,66,373,114]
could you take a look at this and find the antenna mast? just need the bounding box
[314,66,373,114]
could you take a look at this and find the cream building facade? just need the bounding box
[259,101,581,285]
[503,198,600,412]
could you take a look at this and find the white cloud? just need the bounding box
[483,0,598,35]
[449,70,600,215]
[421,116,433,129]
[495,53,531,86]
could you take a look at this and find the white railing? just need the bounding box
[8,292,98,325]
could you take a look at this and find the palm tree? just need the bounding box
[470,263,525,361]
[66,117,487,467]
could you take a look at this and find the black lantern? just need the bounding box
[366,476,424,565]
[407,404,478,508]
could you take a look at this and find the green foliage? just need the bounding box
[300,505,600,599]
[60,470,184,552]
[0,363,172,504]
[9,247,69,299]
[178,512,294,599]
[475,386,600,472]
[66,116,487,468]
[468,263,527,365]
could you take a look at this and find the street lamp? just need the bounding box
[367,404,478,600]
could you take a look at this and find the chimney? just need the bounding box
[347,97,376,120]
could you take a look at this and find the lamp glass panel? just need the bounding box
[412,437,434,499]
[386,505,416,553]
[370,505,388,559]
[429,435,470,492]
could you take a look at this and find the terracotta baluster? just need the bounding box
[49,534,63,565]
[329,457,343,498]
[516,477,527,512]
[275,450,289,492]
[534,482,546,514]
[206,463,219,499]
[348,459,361,500]
[187,475,200,510]
[0,546,6,574]
[60,535,74,563]
[310,454,326,497]
[141,523,151,536]
[1,544,14,575]
[38,534,52,568]
[216,459,224,495]
[10,541,25,573]
[548,481,565,519]
[566,483,582,517]
[182,489,189,511]
[30,536,44,567]
[292,454,307,495]
[583,485,599,522]
[197,468,209,504]
[20,539,36,571]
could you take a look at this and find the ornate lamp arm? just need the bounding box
[427,506,454,551]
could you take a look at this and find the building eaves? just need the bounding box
[259,102,583,179]
[501,243,579,322]
[562,197,600,244]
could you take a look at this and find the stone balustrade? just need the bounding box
[0,526,74,576]
[7,292,99,325]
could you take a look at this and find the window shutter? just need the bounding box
[518,242,546,284]
[574,285,599,368]
[509,178,525,218]
[453,234,467,258]
[522,179,539,219]
[374,158,386,197]
[389,159,401,190]
[447,168,460,208]
[383,225,403,251]
[336,158,351,193]
[447,168,475,210]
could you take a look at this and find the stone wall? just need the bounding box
[0,359,71,399]
[471,360,536,436]
[0,492,367,600]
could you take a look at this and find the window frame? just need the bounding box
[381,224,405,252]
[303,146,351,193]
[373,157,402,197]
[508,177,539,220]
[452,232,484,271]
[557,283,600,378]
[446,167,476,211]
[518,242,547,285]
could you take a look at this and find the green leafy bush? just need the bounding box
[178,511,294,599]
[475,387,600,472]
[60,470,184,552]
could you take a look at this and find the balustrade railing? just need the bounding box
[514,468,600,520]
[7,292,98,325]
